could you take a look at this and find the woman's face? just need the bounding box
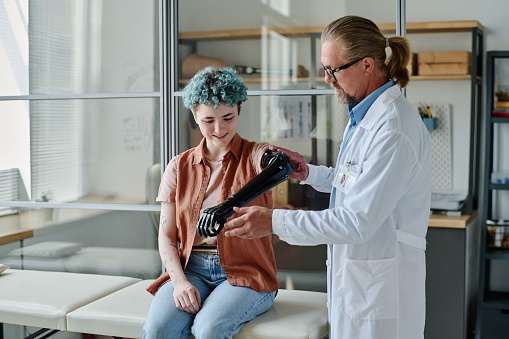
[193,102,239,156]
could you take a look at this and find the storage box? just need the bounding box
[417,51,471,64]
[418,63,470,75]
[423,117,437,131]
[487,219,509,248]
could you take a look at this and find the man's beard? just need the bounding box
[332,83,356,106]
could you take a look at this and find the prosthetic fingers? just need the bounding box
[196,149,294,237]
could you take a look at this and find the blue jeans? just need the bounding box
[143,253,276,339]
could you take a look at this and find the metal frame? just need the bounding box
[396,0,407,97]
[475,50,509,339]
[465,27,484,215]
[0,326,59,339]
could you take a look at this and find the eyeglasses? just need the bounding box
[322,57,364,81]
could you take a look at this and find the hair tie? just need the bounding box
[386,37,390,48]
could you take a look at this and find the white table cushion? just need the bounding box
[2,246,161,279]
[235,289,328,339]
[67,282,328,339]
[7,241,83,258]
[67,279,155,338]
[0,269,140,330]
[63,247,161,278]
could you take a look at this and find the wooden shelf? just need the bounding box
[384,20,483,34]
[179,20,483,42]
[180,74,477,85]
[411,74,480,81]
[180,26,326,41]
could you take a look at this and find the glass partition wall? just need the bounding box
[0,0,162,287]
[170,0,401,291]
[0,0,401,284]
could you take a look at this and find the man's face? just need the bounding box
[321,40,362,105]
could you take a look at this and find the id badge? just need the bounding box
[332,162,358,194]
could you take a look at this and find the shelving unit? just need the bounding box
[180,20,484,84]
[475,51,509,339]
[180,20,483,41]
[179,19,483,216]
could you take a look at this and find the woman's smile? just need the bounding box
[193,102,240,159]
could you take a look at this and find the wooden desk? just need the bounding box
[0,195,153,246]
[0,213,35,245]
[0,207,108,245]
[0,228,33,245]
[429,211,478,229]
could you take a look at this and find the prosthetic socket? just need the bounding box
[196,149,294,238]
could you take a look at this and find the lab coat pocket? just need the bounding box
[342,257,396,320]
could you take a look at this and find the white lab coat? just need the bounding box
[273,85,431,339]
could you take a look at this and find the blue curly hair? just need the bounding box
[182,66,248,110]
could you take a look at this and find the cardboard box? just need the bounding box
[418,63,470,75]
[417,51,471,64]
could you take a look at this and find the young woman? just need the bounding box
[143,67,279,339]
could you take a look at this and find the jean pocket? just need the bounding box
[342,257,396,320]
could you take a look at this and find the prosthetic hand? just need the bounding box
[196,149,294,237]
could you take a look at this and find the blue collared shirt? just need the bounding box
[347,78,395,134]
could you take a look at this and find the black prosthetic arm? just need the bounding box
[196,149,294,237]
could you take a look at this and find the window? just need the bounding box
[0,0,162,281]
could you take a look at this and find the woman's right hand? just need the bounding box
[172,279,202,314]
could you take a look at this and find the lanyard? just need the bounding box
[329,123,357,208]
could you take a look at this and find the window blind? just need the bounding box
[29,1,88,202]
[0,168,20,216]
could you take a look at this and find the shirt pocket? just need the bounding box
[342,257,396,320]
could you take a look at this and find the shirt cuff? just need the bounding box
[300,164,319,185]
[272,209,287,237]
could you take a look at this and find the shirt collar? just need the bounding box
[347,79,395,126]
[192,133,243,165]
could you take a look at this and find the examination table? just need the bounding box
[0,268,329,338]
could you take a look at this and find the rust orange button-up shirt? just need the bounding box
[147,134,279,295]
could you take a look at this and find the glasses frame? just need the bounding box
[322,57,365,81]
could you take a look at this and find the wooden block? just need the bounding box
[418,63,470,75]
[407,53,417,75]
[272,181,289,206]
[417,51,471,64]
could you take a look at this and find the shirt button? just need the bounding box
[326,259,330,266]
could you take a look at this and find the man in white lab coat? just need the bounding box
[225,15,431,339]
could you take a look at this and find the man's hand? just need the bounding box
[224,206,273,238]
[269,145,308,181]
